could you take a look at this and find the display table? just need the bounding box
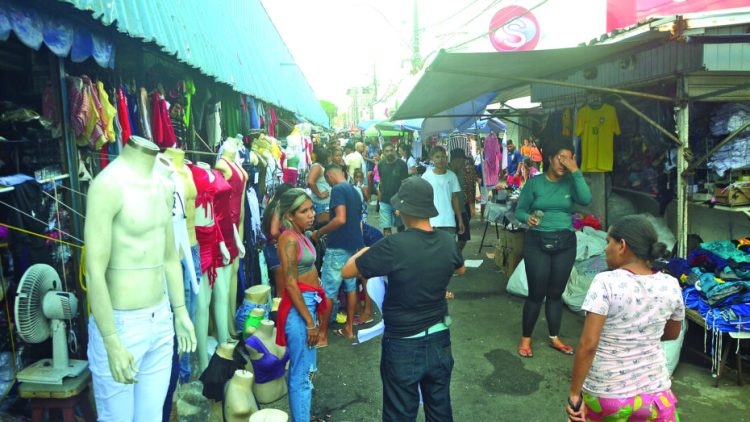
[19,368,96,421]
[685,308,747,387]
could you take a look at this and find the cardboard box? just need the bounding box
[713,186,750,206]
[494,229,525,276]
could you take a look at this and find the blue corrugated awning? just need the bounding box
[59,0,329,127]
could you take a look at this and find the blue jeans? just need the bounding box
[379,202,402,230]
[179,244,200,383]
[321,248,356,298]
[285,291,319,422]
[381,330,454,422]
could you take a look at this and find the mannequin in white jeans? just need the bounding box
[85,136,197,421]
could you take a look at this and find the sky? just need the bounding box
[262,0,608,115]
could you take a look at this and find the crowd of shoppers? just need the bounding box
[258,134,685,422]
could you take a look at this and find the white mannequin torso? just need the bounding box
[86,137,172,310]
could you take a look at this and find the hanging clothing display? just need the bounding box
[151,92,176,148]
[116,87,132,144]
[483,132,501,186]
[575,103,621,172]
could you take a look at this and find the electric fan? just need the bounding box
[14,264,87,384]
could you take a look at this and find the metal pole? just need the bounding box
[676,77,689,257]
[617,96,681,146]
[57,58,82,244]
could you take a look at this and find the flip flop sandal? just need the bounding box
[334,328,356,340]
[517,346,533,358]
[353,316,374,326]
[548,342,574,355]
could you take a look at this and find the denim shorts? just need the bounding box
[312,201,329,216]
[321,248,356,298]
[264,243,280,269]
[379,201,402,230]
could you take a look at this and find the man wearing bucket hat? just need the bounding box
[342,177,465,422]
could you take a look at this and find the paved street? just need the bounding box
[174,209,750,421]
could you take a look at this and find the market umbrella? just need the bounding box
[364,124,402,137]
[357,119,380,130]
[420,92,497,138]
[376,119,424,131]
[463,117,506,133]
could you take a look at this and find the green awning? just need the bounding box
[60,0,329,127]
[392,39,667,120]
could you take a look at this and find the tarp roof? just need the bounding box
[392,39,666,120]
[59,0,329,127]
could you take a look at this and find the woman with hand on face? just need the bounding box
[566,215,683,422]
[514,141,592,358]
[273,189,327,422]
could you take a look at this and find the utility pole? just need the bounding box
[411,0,421,74]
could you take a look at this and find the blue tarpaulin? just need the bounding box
[59,0,329,127]
[420,92,497,138]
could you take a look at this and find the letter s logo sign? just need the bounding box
[489,6,541,52]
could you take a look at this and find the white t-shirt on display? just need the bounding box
[421,168,461,228]
[581,269,685,398]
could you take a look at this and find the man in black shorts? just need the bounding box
[342,177,465,421]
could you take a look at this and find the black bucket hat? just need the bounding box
[390,177,438,219]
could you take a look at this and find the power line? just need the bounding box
[418,0,485,30]
[446,0,550,51]
[419,0,507,69]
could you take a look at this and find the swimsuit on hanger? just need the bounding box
[190,164,224,286]
[243,336,290,384]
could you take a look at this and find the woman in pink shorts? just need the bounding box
[566,215,685,421]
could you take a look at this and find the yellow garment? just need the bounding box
[96,81,117,143]
[81,85,106,149]
[575,104,620,172]
[270,142,282,160]
[562,108,573,137]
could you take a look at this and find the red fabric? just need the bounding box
[214,170,238,264]
[269,107,277,138]
[189,164,225,286]
[151,92,176,148]
[116,88,132,145]
[275,283,328,347]
[283,168,298,186]
[221,158,246,227]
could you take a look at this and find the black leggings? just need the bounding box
[521,230,577,338]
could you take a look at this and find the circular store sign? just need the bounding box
[489,6,540,52]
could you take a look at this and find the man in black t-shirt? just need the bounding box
[342,177,464,422]
[377,143,408,235]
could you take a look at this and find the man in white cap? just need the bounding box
[342,176,465,422]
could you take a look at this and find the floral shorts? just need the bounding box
[583,389,679,421]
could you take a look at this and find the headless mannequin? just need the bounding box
[223,370,259,422]
[84,136,196,419]
[207,342,238,422]
[243,308,266,338]
[245,320,288,404]
[249,408,289,422]
[194,162,232,371]
[164,148,198,245]
[215,140,248,337]
[237,285,271,331]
